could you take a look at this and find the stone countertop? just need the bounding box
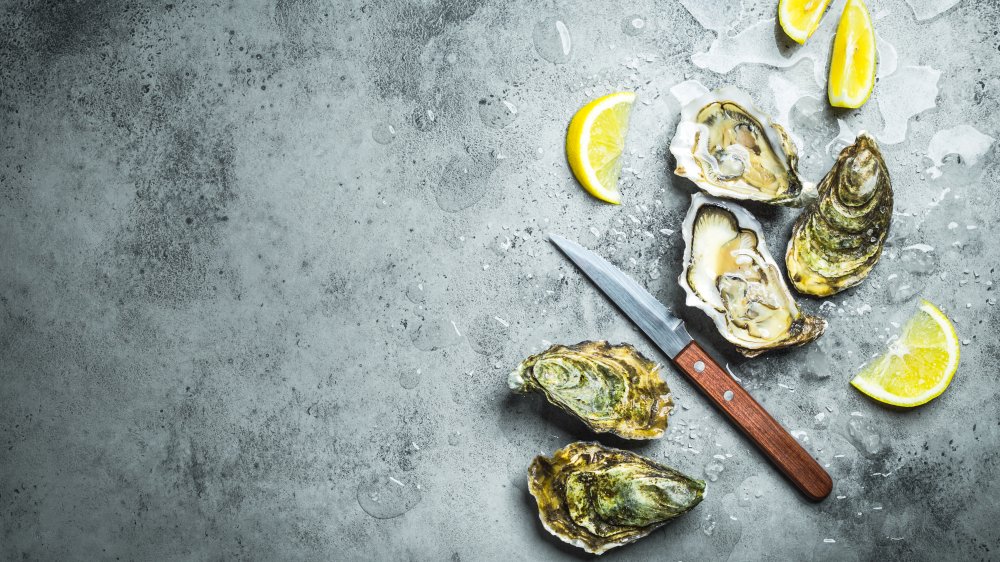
[2,0,998,560]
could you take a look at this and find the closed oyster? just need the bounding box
[680,193,826,357]
[669,86,814,206]
[528,441,705,555]
[786,133,893,296]
[508,341,672,440]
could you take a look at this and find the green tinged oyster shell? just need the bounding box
[508,341,672,440]
[786,133,893,296]
[528,441,705,555]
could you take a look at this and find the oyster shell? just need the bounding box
[786,133,893,296]
[669,86,814,206]
[680,193,826,357]
[528,442,705,555]
[508,341,672,440]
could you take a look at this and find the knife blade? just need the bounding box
[549,233,832,501]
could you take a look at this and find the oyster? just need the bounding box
[508,341,672,440]
[786,133,893,296]
[528,441,705,555]
[680,193,826,357]
[669,86,814,206]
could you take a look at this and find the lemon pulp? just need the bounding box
[828,0,877,108]
[779,0,833,44]
[850,299,960,407]
[566,92,636,204]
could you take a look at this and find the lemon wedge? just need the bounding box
[828,0,877,108]
[566,92,636,204]
[778,0,833,44]
[850,299,960,408]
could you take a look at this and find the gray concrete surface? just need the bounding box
[2,0,999,560]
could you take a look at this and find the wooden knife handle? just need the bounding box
[673,341,832,501]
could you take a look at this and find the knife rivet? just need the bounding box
[693,360,705,373]
[723,390,734,401]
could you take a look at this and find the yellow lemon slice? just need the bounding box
[779,0,833,44]
[828,0,877,108]
[850,299,960,408]
[566,92,636,204]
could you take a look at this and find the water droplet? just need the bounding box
[478,96,518,129]
[413,106,436,132]
[925,125,994,178]
[886,273,919,303]
[532,17,572,63]
[533,147,545,160]
[409,317,462,351]
[800,345,832,380]
[448,431,462,446]
[465,313,510,356]
[791,429,810,445]
[678,0,738,32]
[847,418,883,458]
[905,0,961,21]
[621,15,646,36]
[400,368,421,389]
[586,226,601,244]
[371,123,397,145]
[787,98,840,177]
[723,390,734,401]
[432,154,497,212]
[898,244,937,275]
[877,66,941,145]
[670,80,709,107]
[701,514,717,536]
[704,460,724,482]
[405,280,426,304]
[693,18,812,75]
[357,475,422,519]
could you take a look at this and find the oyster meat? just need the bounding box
[669,86,814,206]
[528,442,704,555]
[509,341,672,440]
[680,193,826,357]
[786,133,893,296]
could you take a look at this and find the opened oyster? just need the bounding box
[786,133,893,296]
[528,442,704,555]
[509,341,672,440]
[680,193,826,357]
[669,86,814,206]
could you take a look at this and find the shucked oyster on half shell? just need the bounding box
[786,133,893,297]
[669,86,815,206]
[509,341,672,440]
[680,193,826,357]
[528,442,705,555]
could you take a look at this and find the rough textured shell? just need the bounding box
[786,133,893,296]
[508,341,672,439]
[528,442,705,555]
[669,86,814,206]
[679,193,826,357]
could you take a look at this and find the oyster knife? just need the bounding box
[549,233,832,502]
